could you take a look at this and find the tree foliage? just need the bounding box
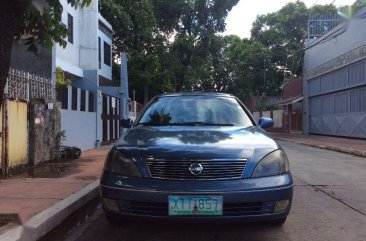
[153,0,239,92]
[251,1,337,80]
[339,0,366,17]
[2,0,351,106]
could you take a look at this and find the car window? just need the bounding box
[138,96,254,126]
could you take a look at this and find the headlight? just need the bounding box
[104,150,141,177]
[251,150,289,178]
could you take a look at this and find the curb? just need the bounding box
[0,180,100,241]
[275,138,366,158]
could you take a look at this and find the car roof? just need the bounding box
[158,92,234,98]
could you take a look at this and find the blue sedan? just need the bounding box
[100,92,293,225]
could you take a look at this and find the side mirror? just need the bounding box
[258,117,274,129]
[120,118,132,128]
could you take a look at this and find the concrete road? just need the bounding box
[62,141,366,241]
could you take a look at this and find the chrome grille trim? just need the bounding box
[146,159,247,180]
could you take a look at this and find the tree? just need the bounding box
[99,0,173,103]
[0,0,91,107]
[151,0,239,92]
[251,1,337,85]
[339,0,366,17]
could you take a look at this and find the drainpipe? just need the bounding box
[120,52,129,126]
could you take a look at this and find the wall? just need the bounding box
[59,85,98,151]
[304,17,366,138]
[304,19,366,73]
[249,96,281,112]
[55,0,100,77]
[61,110,97,151]
[97,21,113,80]
[10,42,52,79]
[272,110,283,128]
[28,100,61,165]
[252,110,283,129]
[56,0,82,69]
[79,0,99,70]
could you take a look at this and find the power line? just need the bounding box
[310,0,320,9]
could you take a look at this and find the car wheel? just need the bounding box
[266,217,287,226]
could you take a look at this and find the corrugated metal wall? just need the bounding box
[308,60,366,138]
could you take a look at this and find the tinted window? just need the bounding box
[139,96,253,126]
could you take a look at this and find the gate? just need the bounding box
[308,60,366,138]
[102,94,120,143]
[1,98,28,175]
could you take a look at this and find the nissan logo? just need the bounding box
[189,163,204,176]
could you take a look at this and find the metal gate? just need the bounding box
[308,60,366,138]
[1,98,28,175]
[102,94,120,143]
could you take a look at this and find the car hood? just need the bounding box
[114,125,279,162]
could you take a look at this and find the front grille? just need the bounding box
[122,201,271,217]
[146,159,247,180]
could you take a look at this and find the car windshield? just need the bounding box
[138,95,254,127]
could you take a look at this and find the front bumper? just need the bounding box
[100,172,293,222]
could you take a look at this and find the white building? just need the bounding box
[11,0,129,151]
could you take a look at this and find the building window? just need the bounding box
[98,37,101,69]
[89,92,94,112]
[80,90,86,111]
[68,14,74,44]
[72,87,77,110]
[104,42,111,66]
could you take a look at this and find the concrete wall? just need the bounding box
[80,0,99,70]
[304,17,366,138]
[304,20,366,73]
[272,110,283,128]
[55,0,102,77]
[56,0,82,69]
[252,110,283,129]
[61,110,97,151]
[59,84,99,150]
[10,42,52,79]
[98,27,112,80]
[28,100,61,166]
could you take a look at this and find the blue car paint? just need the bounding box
[100,93,293,222]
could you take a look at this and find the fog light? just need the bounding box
[273,199,290,213]
[102,198,120,212]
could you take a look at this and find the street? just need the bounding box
[61,141,366,241]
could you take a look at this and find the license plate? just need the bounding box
[168,195,223,216]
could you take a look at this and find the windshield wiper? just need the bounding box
[139,122,171,126]
[169,122,234,126]
[139,122,234,126]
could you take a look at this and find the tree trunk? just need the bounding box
[0,1,27,108]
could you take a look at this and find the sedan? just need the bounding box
[100,92,292,225]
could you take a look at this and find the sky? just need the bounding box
[224,0,354,39]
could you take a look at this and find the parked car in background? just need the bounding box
[100,92,293,225]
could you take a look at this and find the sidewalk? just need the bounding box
[0,144,112,241]
[271,132,366,158]
[0,133,365,241]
